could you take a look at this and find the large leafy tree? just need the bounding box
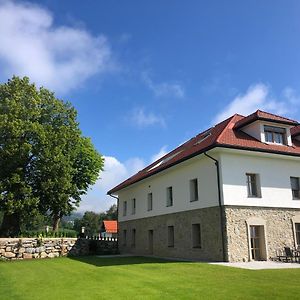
[0,77,104,236]
[74,211,101,236]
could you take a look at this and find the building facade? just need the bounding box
[108,110,300,262]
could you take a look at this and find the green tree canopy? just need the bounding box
[0,76,104,236]
[73,204,118,236]
[105,204,117,220]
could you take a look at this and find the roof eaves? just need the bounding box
[107,143,217,195]
[234,116,298,129]
[216,144,300,158]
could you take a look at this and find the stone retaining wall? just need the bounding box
[0,237,118,260]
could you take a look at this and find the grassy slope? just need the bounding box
[0,256,300,300]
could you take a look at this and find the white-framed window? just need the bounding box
[131,228,136,247]
[167,225,174,247]
[192,223,201,248]
[264,125,287,145]
[131,198,136,214]
[166,186,173,207]
[246,173,261,197]
[123,201,127,216]
[147,193,153,211]
[290,177,300,200]
[190,178,199,202]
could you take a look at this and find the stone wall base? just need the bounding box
[224,206,300,262]
[119,207,224,261]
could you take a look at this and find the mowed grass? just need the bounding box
[1,256,300,300]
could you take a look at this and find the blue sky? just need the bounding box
[0,0,300,212]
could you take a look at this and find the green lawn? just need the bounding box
[0,256,300,300]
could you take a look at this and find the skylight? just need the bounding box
[194,132,212,145]
[147,150,183,172]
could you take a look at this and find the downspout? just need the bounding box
[108,193,119,245]
[204,152,227,262]
[108,193,119,219]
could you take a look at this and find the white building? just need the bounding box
[108,110,300,262]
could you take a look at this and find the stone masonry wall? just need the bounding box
[0,237,118,260]
[0,238,78,260]
[225,206,300,262]
[119,206,223,261]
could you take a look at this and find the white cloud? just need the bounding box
[213,83,296,124]
[142,72,185,98]
[79,145,170,212]
[151,146,168,162]
[130,108,166,128]
[0,0,114,93]
[79,156,145,212]
[283,87,300,105]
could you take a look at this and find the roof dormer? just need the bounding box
[291,126,300,142]
[234,110,298,146]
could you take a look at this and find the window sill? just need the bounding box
[292,198,300,200]
[166,205,173,207]
[247,196,262,198]
[192,246,202,249]
[265,141,288,146]
[190,199,199,202]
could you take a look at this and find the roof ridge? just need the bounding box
[256,109,298,123]
[216,114,239,143]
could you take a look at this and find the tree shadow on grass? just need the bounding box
[68,255,187,267]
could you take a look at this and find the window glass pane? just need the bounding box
[168,226,174,247]
[291,177,299,190]
[250,180,257,196]
[247,174,259,197]
[132,198,136,214]
[123,230,127,246]
[190,179,198,201]
[264,126,286,144]
[265,131,273,142]
[291,177,300,199]
[147,193,153,211]
[131,229,136,247]
[296,224,300,246]
[274,133,284,144]
[192,224,201,248]
[167,187,173,206]
[123,201,127,216]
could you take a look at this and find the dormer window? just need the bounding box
[264,125,287,145]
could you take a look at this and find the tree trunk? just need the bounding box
[52,215,60,231]
[0,212,21,237]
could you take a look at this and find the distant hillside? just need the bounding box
[62,212,83,222]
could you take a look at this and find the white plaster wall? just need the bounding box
[241,121,262,141]
[117,155,219,221]
[220,150,300,208]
